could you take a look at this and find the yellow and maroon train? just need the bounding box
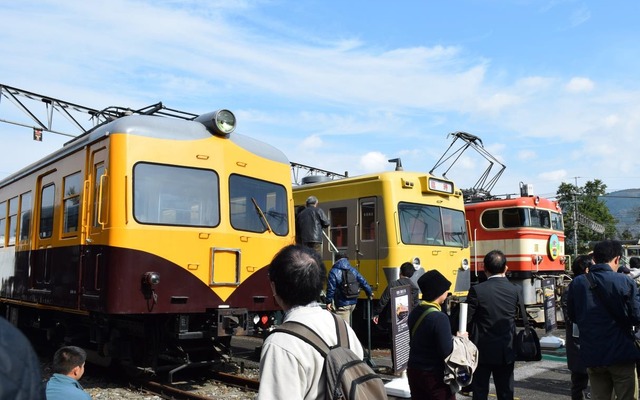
[0,108,293,380]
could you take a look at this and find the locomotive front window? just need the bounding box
[229,174,288,236]
[529,208,551,228]
[133,163,220,227]
[551,212,564,231]
[502,208,528,228]
[502,207,554,229]
[398,202,468,247]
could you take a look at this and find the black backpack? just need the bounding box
[273,314,387,400]
[341,269,360,300]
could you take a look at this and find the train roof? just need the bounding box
[293,170,464,197]
[0,114,289,188]
[464,195,561,210]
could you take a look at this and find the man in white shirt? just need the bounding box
[258,245,364,400]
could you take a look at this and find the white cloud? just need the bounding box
[359,152,388,172]
[565,77,595,93]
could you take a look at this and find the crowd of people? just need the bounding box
[290,198,640,400]
[5,196,640,400]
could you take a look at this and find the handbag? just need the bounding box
[514,293,542,361]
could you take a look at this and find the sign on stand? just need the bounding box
[390,284,412,373]
[542,278,557,333]
[385,285,413,398]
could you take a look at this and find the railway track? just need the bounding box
[140,372,259,400]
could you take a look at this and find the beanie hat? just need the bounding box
[418,270,451,301]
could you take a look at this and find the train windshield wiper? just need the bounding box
[251,197,273,234]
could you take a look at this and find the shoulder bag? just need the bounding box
[514,293,542,361]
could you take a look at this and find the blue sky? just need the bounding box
[1,0,639,199]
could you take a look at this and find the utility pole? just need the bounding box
[573,177,581,259]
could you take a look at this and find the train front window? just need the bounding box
[442,208,469,247]
[398,202,467,247]
[502,208,528,228]
[229,174,288,236]
[529,208,551,228]
[551,212,564,231]
[133,163,219,227]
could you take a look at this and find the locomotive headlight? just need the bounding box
[142,271,160,286]
[460,258,470,271]
[214,109,236,135]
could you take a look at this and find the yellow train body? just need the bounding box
[293,172,471,304]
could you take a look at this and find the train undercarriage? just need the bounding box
[2,303,249,383]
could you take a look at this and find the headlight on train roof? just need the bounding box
[214,109,236,135]
[195,109,236,137]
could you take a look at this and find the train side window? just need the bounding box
[330,207,348,248]
[0,201,6,247]
[481,210,499,229]
[93,164,106,228]
[40,185,55,239]
[8,197,18,246]
[360,202,375,241]
[19,192,32,241]
[63,172,82,234]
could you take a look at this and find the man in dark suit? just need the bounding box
[466,250,520,400]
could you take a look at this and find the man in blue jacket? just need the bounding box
[567,240,640,400]
[325,252,373,326]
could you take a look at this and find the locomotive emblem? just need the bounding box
[548,233,560,261]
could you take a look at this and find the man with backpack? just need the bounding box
[325,252,373,326]
[258,245,386,400]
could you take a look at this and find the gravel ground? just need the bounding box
[41,354,261,399]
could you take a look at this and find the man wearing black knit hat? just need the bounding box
[407,269,465,400]
[466,250,520,400]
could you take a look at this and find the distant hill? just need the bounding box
[603,189,640,237]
